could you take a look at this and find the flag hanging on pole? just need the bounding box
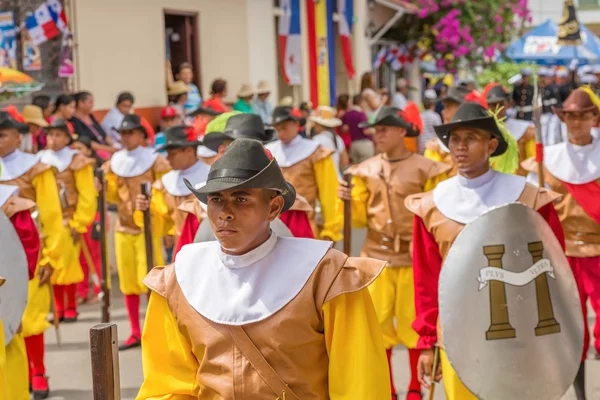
[46,0,69,33]
[278,0,302,85]
[25,4,59,46]
[373,46,388,70]
[337,0,355,79]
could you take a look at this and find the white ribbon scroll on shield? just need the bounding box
[477,259,555,290]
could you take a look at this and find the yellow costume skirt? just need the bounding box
[5,333,28,400]
[50,227,84,286]
[441,348,477,400]
[22,272,51,338]
[367,266,419,350]
[115,232,164,295]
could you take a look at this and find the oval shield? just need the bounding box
[0,210,29,345]
[439,203,583,400]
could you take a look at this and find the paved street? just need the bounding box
[41,228,600,399]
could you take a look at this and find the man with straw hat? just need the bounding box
[308,106,348,179]
[137,138,390,399]
[0,111,63,399]
[267,106,341,241]
[252,80,273,124]
[134,124,209,258]
[102,114,171,351]
[233,83,255,113]
[522,87,600,399]
[38,119,97,324]
[405,102,572,399]
[22,104,48,154]
[338,105,451,400]
[167,80,191,118]
[175,113,314,253]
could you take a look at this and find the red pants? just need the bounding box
[568,256,600,357]
[77,219,102,300]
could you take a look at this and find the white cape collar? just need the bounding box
[544,139,600,184]
[0,184,18,208]
[175,233,332,325]
[504,119,531,141]
[111,146,158,178]
[197,145,218,158]
[38,147,77,173]
[433,169,527,224]
[161,160,210,197]
[0,150,39,181]
[266,136,320,167]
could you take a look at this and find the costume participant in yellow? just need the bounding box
[38,118,97,322]
[0,112,63,399]
[102,114,170,350]
[266,106,341,241]
[338,106,450,399]
[137,139,390,398]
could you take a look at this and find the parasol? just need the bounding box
[0,67,44,95]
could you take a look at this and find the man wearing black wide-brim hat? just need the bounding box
[405,101,569,400]
[102,113,171,351]
[341,104,451,400]
[138,138,390,398]
[134,124,211,259]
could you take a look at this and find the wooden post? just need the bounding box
[141,182,155,273]
[95,168,110,323]
[90,323,121,400]
[343,173,353,256]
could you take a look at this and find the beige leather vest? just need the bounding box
[144,249,385,399]
[54,154,95,223]
[1,162,50,202]
[348,153,451,267]
[153,179,196,238]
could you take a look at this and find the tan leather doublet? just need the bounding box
[522,158,600,257]
[144,248,385,399]
[348,153,451,266]
[103,156,171,234]
[54,154,95,223]
[1,195,35,218]
[1,162,51,201]
[153,179,196,238]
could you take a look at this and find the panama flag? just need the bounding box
[372,46,388,70]
[337,0,355,79]
[278,0,302,85]
[47,0,69,33]
[25,3,59,46]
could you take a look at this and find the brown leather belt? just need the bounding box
[565,232,600,244]
[366,229,410,254]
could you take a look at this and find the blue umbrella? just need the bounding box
[506,19,600,66]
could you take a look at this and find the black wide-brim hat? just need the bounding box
[486,85,510,105]
[47,118,75,144]
[116,114,147,137]
[0,111,28,134]
[434,101,508,157]
[187,105,223,117]
[358,105,419,137]
[184,138,296,212]
[155,125,202,152]
[439,86,471,104]
[271,106,306,126]
[203,114,277,152]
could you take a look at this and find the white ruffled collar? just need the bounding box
[0,184,18,208]
[433,169,527,224]
[175,233,332,325]
[161,160,210,197]
[0,150,40,181]
[544,138,600,184]
[504,119,531,141]
[38,147,77,173]
[111,146,158,178]
[266,135,320,167]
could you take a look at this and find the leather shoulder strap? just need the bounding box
[227,325,301,400]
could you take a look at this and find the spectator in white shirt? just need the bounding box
[392,78,414,110]
[359,72,388,121]
[309,106,349,179]
[419,89,442,154]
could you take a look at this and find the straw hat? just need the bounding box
[168,80,191,96]
[279,96,293,106]
[256,80,272,94]
[21,105,48,127]
[237,83,255,98]
[309,106,342,128]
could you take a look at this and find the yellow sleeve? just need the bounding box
[133,188,174,238]
[69,164,98,233]
[524,137,536,160]
[323,289,390,399]
[105,171,120,205]
[335,176,369,233]
[314,155,342,242]
[32,169,64,269]
[424,148,443,163]
[424,172,448,192]
[137,293,199,400]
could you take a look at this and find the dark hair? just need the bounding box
[74,91,92,107]
[360,72,374,92]
[211,79,227,95]
[53,94,75,113]
[337,94,350,110]
[116,92,134,105]
[352,94,362,106]
[179,62,193,73]
[32,95,51,111]
[75,136,104,166]
[423,99,435,109]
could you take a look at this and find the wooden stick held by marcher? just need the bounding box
[80,239,99,287]
[48,282,62,348]
[90,323,121,400]
[343,173,353,256]
[95,168,110,323]
[428,345,441,400]
[140,182,155,273]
